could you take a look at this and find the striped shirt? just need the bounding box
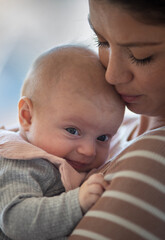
[69,121,165,240]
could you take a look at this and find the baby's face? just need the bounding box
[24,49,124,172]
[27,89,124,173]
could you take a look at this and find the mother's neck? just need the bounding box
[133,115,165,138]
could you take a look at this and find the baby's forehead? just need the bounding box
[59,94,124,136]
[52,80,124,115]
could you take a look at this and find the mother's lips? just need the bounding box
[120,94,142,103]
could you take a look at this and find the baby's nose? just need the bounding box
[77,140,96,157]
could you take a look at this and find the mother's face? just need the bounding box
[89,0,165,117]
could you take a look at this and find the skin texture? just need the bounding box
[89,0,165,135]
[18,46,124,213]
[19,46,124,173]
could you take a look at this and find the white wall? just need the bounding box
[0,0,94,127]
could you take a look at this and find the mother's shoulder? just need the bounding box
[118,125,165,157]
[102,125,165,175]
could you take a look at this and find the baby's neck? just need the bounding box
[19,128,28,142]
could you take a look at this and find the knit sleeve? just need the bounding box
[69,128,165,240]
[0,158,83,240]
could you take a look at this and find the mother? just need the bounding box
[70,0,165,239]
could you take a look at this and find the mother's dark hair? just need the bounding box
[105,0,165,25]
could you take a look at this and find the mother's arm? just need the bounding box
[69,127,165,240]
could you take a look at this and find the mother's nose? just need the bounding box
[105,51,133,86]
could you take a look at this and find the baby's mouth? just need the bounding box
[65,158,87,171]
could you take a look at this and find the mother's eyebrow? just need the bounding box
[88,15,95,32]
[117,41,163,48]
[88,15,162,47]
[88,15,102,37]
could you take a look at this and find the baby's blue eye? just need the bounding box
[65,127,79,135]
[97,135,109,142]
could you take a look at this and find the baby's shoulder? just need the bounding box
[0,157,64,195]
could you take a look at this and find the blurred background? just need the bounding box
[0,0,94,127]
[0,0,135,128]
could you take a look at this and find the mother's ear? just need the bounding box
[18,97,33,131]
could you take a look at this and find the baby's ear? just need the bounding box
[18,97,33,131]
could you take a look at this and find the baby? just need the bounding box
[0,45,125,240]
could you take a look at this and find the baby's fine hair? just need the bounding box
[21,45,123,110]
[21,45,104,103]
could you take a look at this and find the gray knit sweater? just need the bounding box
[0,157,83,240]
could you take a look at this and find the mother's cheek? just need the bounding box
[99,47,109,68]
